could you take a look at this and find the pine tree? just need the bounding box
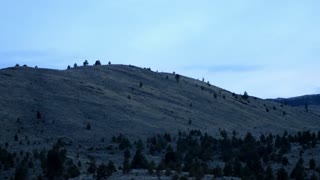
[309,158,316,170]
[223,162,233,176]
[264,166,274,180]
[122,158,131,174]
[83,60,89,66]
[131,150,148,169]
[94,60,101,66]
[277,167,288,180]
[106,160,116,177]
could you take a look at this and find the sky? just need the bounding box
[0,0,320,98]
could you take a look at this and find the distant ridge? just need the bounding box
[268,94,320,106]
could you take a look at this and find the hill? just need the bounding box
[0,64,318,142]
[0,64,319,179]
[269,94,320,107]
[269,94,320,116]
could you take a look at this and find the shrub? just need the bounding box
[305,104,308,112]
[213,93,217,98]
[96,163,107,179]
[86,122,91,130]
[36,111,41,119]
[73,63,78,68]
[67,65,71,70]
[83,60,89,66]
[106,160,117,176]
[65,160,80,178]
[87,161,97,174]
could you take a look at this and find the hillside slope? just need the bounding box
[269,94,320,107]
[0,64,319,146]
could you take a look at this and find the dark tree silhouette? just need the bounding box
[277,167,289,180]
[175,74,180,82]
[95,60,101,66]
[131,150,148,169]
[243,91,249,99]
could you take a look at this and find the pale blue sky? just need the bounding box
[0,0,320,98]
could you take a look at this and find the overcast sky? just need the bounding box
[1,1,320,98]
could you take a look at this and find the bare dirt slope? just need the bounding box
[0,64,319,146]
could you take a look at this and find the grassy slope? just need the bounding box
[0,65,319,146]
